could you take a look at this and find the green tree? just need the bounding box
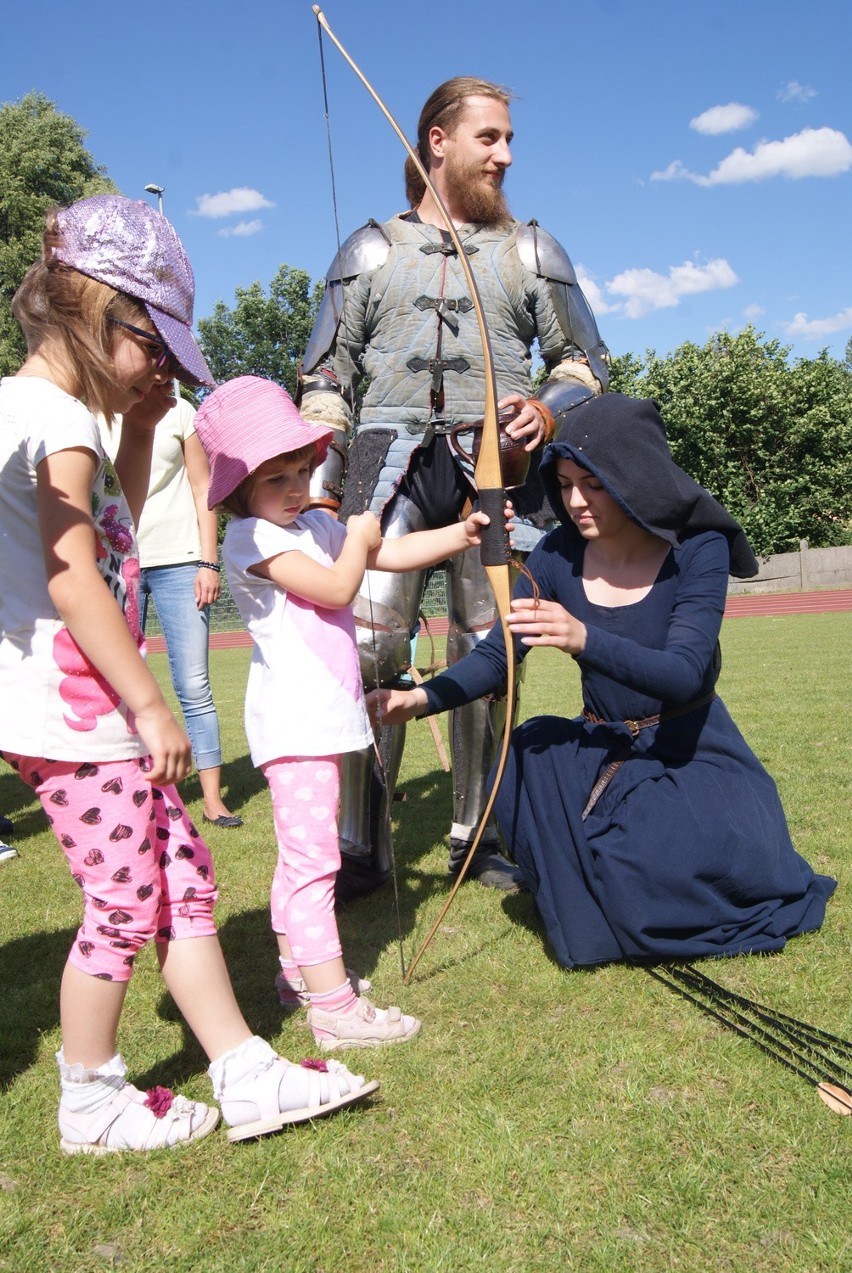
[197,266,323,397]
[607,350,645,396]
[610,327,852,554]
[0,92,117,375]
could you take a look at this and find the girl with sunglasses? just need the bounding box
[0,196,378,1155]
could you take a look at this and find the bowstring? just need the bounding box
[315,19,407,980]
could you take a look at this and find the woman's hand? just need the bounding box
[195,566,221,609]
[133,703,193,786]
[507,597,587,656]
[366,686,427,727]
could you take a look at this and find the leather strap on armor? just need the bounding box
[407,355,471,377]
[420,241,480,256]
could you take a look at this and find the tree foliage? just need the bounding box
[0,92,117,375]
[609,327,852,554]
[197,266,323,397]
[3,95,847,559]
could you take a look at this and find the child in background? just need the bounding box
[0,812,16,862]
[194,376,505,1051]
[0,197,377,1153]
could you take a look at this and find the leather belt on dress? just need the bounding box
[580,691,717,820]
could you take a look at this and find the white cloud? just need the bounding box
[576,270,618,316]
[705,128,852,183]
[743,304,765,320]
[652,159,692,182]
[652,127,852,185]
[604,258,739,319]
[650,159,692,182]
[690,103,758,135]
[782,307,852,339]
[192,188,275,218]
[778,81,816,104]
[217,219,264,238]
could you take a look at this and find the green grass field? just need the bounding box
[1,613,850,1271]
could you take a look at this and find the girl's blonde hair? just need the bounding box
[220,443,320,520]
[11,208,153,424]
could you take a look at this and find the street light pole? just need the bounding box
[142,183,179,398]
[144,183,165,215]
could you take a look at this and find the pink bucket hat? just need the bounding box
[51,195,214,388]
[194,376,334,509]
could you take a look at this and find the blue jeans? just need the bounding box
[139,563,222,771]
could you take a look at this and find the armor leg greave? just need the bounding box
[448,695,506,845]
[336,497,429,898]
[444,548,511,846]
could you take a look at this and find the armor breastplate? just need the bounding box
[356,217,536,428]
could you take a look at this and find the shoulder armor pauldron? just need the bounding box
[301,221,393,374]
[326,219,392,283]
[515,220,578,286]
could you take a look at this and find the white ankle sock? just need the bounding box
[57,1049,215,1151]
[56,1049,127,1114]
[207,1035,277,1096]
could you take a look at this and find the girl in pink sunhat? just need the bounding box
[195,376,506,1051]
[0,197,378,1154]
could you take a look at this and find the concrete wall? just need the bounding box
[168,540,851,633]
[727,540,852,594]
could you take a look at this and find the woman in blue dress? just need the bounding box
[372,394,835,968]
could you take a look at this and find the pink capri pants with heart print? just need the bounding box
[262,755,343,968]
[3,752,218,981]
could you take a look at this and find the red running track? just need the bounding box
[145,589,852,654]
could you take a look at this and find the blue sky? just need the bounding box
[5,0,851,362]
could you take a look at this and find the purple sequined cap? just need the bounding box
[52,195,214,388]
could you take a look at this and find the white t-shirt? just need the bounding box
[223,511,373,767]
[0,376,145,761]
[99,398,201,568]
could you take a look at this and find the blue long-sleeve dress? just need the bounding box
[421,527,835,968]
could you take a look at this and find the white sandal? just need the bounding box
[210,1039,380,1143]
[59,1083,219,1156]
[307,998,422,1052]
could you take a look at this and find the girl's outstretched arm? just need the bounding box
[249,512,381,609]
[369,503,514,573]
[366,685,428,727]
[38,447,191,786]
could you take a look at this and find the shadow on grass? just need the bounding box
[0,925,74,1089]
[175,750,267,817]
[0,768,49,840]
[0,757,557,1092]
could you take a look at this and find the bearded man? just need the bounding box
[299,77,609,899]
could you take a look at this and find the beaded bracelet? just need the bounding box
[197,561,221,573]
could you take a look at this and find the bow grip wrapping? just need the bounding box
[477,487,511,566]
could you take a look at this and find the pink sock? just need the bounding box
[306,978,358,1015]
[277,956,303,991]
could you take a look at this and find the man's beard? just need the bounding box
[443,154,511,228]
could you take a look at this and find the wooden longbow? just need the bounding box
[312,6,517,984]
